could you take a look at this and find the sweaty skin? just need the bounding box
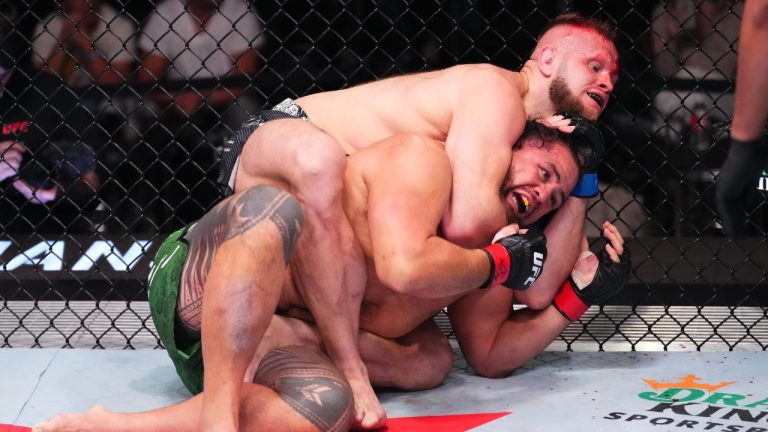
[276,132,580,339]
[32,127,588,432]
[177,19,621,431]
[233,41,618,424]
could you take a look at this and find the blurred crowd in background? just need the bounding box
[0,0,758,238]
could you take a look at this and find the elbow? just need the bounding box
[469,356,517,379]
[513,288,554,311]
[376,256,426,295]
[441,219,493,249]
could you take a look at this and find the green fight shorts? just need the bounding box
[147,225,204,395]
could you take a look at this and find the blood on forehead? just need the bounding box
[563,24,620,77]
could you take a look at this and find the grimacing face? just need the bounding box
[500,137,580,226]
[549,74,588,118]
[550,30,619,121]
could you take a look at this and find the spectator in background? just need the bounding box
[137,0,264,122]
[0,141,24,183]
[0,3,27,189]
[0,2,57,206]
[649,0,744,235]
[1,2,101,233]
[651,0,743,127]
[27,0,141,232]
[31,0,137,88]
[0,61,100,226]
[134,0,265,230]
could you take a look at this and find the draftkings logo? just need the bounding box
[604,374,768,431]
[758,170,768,191]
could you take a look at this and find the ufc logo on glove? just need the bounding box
[524,252,545,287]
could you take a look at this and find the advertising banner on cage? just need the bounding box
[0,235,159,280]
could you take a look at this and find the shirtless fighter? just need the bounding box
[34,121,630,432]
[209,13,619,430]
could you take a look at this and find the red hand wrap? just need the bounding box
[480,243,511,288]
[553,279,590,321]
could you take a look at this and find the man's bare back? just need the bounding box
[278,123,581,341]
[278,136,464,339]
[297,64,524,155]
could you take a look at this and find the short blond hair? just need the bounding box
[538,13,616,42]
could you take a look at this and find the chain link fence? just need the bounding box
[0,0,765,351]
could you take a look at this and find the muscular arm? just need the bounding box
[442,67,526,248]
[731,0,768,140]
[443,67,585,303]
[514,197,587,309]
[450,223,627,377]
[363,135,493,297]
[448,287,570,377]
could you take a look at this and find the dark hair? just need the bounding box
[538,13,617,42]
[513,120,598,174]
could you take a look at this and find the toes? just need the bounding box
[361,412,387,430]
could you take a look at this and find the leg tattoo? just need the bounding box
[177,185,304,330]
[254,345,354,432]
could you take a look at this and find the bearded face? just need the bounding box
[549,75,591,120]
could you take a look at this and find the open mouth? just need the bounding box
[587,92,603,107]
[513,192,530,215]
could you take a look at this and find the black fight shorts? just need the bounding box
[216,98,309,197]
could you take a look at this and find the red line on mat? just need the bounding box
[381,412,511,432]
[0,424,32,432]
[1,412,513,432]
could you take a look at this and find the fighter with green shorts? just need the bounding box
[147,184,354,432]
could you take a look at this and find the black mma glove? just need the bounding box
[559,112,605,198]
[479,229,547,290]
[553,248,631,321]
[715,136,768,238]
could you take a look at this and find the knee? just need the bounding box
[255,346,354,431]
[288,135,347,214]
[400,336,453,390]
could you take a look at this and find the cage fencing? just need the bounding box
[0,0,765,351]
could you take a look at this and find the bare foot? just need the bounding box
[33,405,116,432]
[348,376,387,430]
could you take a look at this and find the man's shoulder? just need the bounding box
[446,64,519,90]
[447,63,514,76]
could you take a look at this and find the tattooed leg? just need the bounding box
[34,347,350,432]
[254,345,354,432]
[178,185,304,432]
